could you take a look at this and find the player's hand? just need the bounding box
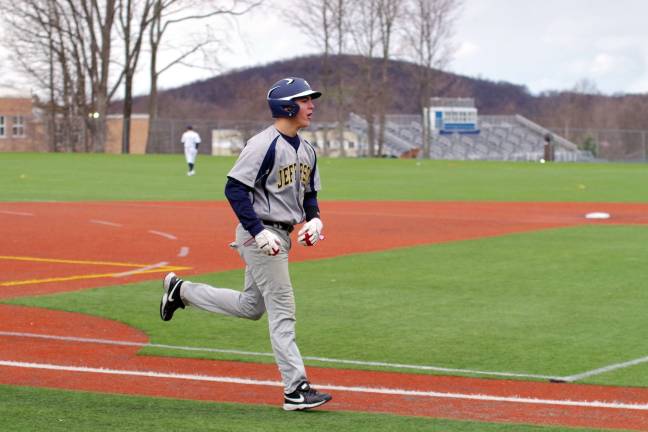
[254,229,281,256]
[297,218,323,246]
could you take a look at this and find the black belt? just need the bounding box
[262,220,294,233]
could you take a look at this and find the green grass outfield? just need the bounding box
[1,152,648,202]
[2,153,648,431]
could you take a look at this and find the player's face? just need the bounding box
[294,96,314,128]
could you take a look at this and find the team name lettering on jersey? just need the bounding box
[276,162,313,189]
[299,163,312,186]
[277,163,297,189]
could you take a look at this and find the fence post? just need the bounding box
[171,120,176,154]
[596,130,600,159]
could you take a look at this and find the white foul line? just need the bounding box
[90,219,123,227]
[0,210,34,216]
[148,230,177,240]
[178,246,190,257]
[3,331,645,383]
[0,331,561,381]
[112,262,169,278]
[298,356,560,380]
[561,355,648,382]
[1,359,648,411]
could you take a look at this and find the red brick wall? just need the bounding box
[0,98,46,152]
[1,97,151,153]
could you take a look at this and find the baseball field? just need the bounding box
[2,153,648,431]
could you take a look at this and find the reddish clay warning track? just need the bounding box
[2,201,648,429]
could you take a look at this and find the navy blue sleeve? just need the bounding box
[303,191,320,221]
[225,177,264,236]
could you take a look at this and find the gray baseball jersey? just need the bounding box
[227,126,321,225]
[183,125,321,393]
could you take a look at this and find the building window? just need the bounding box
[0,116,5,138]
[12,116,25,137]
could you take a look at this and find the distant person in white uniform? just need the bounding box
[181,125,201,176]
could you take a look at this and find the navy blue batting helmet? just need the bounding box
[267,77,322,118]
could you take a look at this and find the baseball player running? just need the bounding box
[160,77,331,411]
[181,125,201,176]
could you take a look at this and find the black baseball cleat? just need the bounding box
[160,272,185,321]
[283,381,332,411]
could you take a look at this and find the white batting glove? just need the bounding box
[297,218,323,246]
[254,229,281,256]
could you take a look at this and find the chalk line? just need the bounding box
[0,360,647,410]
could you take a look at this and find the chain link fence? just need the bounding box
[145,118,648,162]
[147,118,267,155]
[549,127,648,162]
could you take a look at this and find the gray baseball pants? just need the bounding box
[180,224,307,393]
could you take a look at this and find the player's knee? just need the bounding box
[245,309,265,320]
[240,299,265,320]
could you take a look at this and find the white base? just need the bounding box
[585,212,610,219]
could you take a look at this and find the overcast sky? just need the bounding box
[453,0,648,95]
[2,0,646,97]
[170,0,648,96]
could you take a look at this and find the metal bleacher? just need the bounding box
[348,113,594,161]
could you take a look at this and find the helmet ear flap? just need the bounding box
[269,99,299,118]
[281,101,299,117]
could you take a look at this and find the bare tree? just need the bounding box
[1,0,94,150]
[67,0,121,152]
[376,0,403,156]
[286,0,334,57]
[283,0,335,155]
[568,78,599,131]
[145,0,262,153]
[117,0,154,153]
[330,0,351,157]
[2,0,261,153]
[349,0,381,157]
[51,0,88,151]
[284,0,352,156]
[402,0,461,158]
[14,0,123,151]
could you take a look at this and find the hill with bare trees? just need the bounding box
[126,54,648,132]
